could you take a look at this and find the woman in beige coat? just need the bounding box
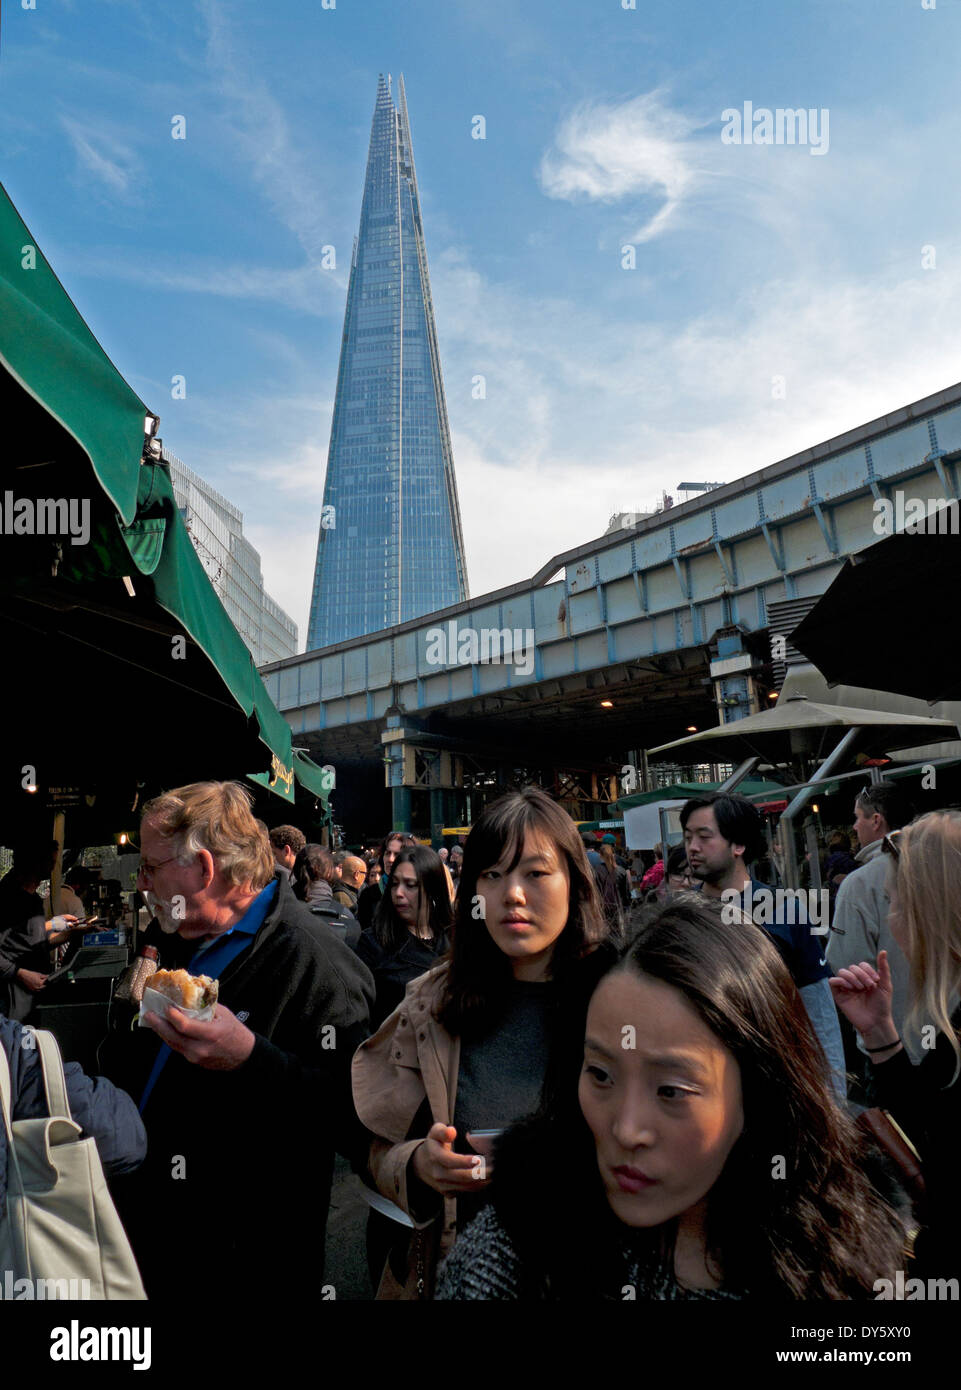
[352,787,615,1297]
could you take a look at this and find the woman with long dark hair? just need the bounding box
[291,843,360,949]
[291,842,335,905]
[351,787,616,1298]
[358,845,453,1029]
[594,837,630,928]
[436,898,905,1299]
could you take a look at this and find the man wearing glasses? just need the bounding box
[104,780,374,1298]
[827,783,927,1065]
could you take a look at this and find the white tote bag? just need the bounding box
[0,1029,146,1299]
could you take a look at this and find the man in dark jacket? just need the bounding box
[103,780,374,1298]
[1,1014,146,1223]
[332,854,366,917]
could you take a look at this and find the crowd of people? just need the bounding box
[0,776,958,1301]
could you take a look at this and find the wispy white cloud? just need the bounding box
[60,116,141,199]
[536,88,949,258]
[66,250,345,313]
[198,0,340,268]
[539,90,706,243]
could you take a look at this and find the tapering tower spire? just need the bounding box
[307,74,468,651]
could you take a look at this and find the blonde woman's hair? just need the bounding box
[141,781,275,892]
[894,809,961,1082]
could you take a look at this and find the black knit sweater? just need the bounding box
[436,1203,744,1301]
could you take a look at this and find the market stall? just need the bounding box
[0,180,331,1060]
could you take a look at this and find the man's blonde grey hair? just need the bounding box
[142,781,275,891]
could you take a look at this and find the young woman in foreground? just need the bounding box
[437,899,904,1299]
[352,787,615,1297]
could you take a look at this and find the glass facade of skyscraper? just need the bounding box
[306,74,468,651]
[165,450,298,667]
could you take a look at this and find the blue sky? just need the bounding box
[2,0,960,647]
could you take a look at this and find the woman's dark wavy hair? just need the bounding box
[291,843,334,901]
[371,845,453,953]
[376,830,417,871]
[490,897,906,1300]
[436,786,614,1041]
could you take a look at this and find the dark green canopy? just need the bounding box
[0,180,328,839]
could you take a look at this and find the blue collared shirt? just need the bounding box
[187,878,278,975]
[138,878,279,1113]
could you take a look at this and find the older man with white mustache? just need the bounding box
[103,780,374,1298]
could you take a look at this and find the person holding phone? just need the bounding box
[351,787,617,1298]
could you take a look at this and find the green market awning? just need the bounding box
[248,749,333,812]
[0,180,297,822]
[292,750,335,802]
[0,182,146,529]
[613,779,788,812]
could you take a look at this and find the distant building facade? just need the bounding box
[306,74,468,651]
[165,450,297,666]
[604,509,658,535]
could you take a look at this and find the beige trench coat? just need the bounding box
[351,963,462,1279]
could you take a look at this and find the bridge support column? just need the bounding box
[391,785,412,833]
[710,632,760,724]
[430,787,446,847]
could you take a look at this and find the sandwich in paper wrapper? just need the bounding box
[139,968,219,1025]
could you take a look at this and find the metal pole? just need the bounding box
[804,818,822,891]
[716,757,761,794]
[50,811,65,914]
[763,814,781,887]
[658,807,673,875]
[778,728,860,889]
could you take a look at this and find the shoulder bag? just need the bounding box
[0,1028,146,1298]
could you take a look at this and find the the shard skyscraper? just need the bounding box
[306,74,468,651]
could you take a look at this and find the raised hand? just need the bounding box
[829,950,898,1049]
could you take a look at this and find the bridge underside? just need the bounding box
[290,643,752,839]
[304,645,718,766]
